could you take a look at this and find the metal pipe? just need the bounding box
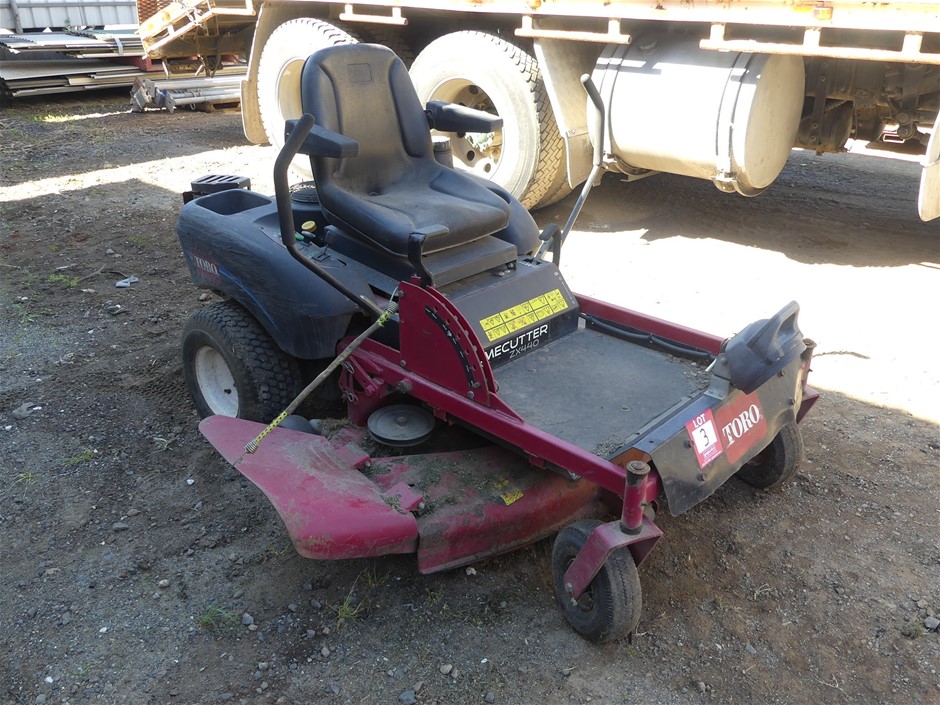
[621,460,651,534]
[166,93,240,107]
[9,0,22,33]
[145,77,244,91]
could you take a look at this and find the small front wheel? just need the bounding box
[182,301,304,421]
[551,520,642,643]
[736,421,805,489]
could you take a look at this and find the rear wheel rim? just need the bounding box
[194,346,239,416]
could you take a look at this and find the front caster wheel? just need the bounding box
[736,420,805,489]
[551,520,642,643]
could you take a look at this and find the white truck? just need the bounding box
[140,0,940,218]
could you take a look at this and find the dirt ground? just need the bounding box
[1,92,938,705]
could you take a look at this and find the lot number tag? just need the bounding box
[685,409,724,469]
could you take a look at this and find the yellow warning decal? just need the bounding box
[490,478,524,506]
[479,288,568,343]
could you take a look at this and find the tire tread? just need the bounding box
[183,301,303,421]
[736,421,804,490]
[257,17,362,176]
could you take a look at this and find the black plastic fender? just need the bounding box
[176,192,368,360]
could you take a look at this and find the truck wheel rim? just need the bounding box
[427,79,501,177]
[277,59,304,129]
[194,346,239,416]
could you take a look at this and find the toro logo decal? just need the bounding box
[188,251,221,283]
[714,392,767,465]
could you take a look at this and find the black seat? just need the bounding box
[298,44,512,260]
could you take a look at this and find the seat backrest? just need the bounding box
[297,43,514,270]
[300,43,432,196]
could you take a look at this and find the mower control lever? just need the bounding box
[274,113,384,319]
[424,100,503,134]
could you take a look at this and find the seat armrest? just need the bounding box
[285,118,360,158]
[425,101,503,133]
[408,226,449,286]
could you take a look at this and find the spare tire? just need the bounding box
[257,17,362,180]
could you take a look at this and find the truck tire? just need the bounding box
[409,31,570,210]
[360,25,413,66]
[182,301,304,422]
[257,17,362,180]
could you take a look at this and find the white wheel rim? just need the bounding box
[194,346,239,416]
[428,78,502,177]
[276,58,305,136]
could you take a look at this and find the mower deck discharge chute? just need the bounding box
[177,44,818,642]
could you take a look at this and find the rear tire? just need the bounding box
[736,421,805,489]
[257,18,362,180]
[182,301,304,422]
[409,31,570,210]
[551,520,642,643]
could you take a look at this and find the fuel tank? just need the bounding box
[591,35,805,196]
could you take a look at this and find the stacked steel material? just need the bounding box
[0,27,245,98]
[130,72,244,112]
[0,28,144,96]
[0,29,144,58]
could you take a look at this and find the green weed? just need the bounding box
[334,591,363,625]
[151,436,176,452]
[424,587,443,605]
[261,542,291,563]
[362,564,388,589]
[61,448,95,468]
[13,471,36,486]
[196,606,238,631]
[14,301,36,324]
[47,273,79,288]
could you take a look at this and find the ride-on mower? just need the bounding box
[176,44,817,642]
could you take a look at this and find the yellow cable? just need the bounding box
[244,297,399,454]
